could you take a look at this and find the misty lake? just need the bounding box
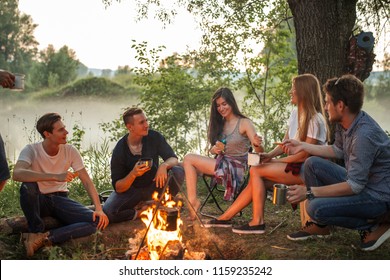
[1,96,389,164]
[0,97,137,162]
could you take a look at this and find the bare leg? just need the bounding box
[183,153,216,219]
[218,183,253,220]
[248,163,303,226]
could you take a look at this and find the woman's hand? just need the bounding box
[252,134,263,148]
[211,140,225,155]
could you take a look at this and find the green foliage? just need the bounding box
[239,25,298,149]
[99,116,127,143]
[0,0,38,74]
[131,40,217,157]
[29,45,80,89]
[67,123,86,151]
[34,77,137,99]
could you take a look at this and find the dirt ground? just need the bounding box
[1,199,390,260]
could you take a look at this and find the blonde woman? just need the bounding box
[205,74,328,234]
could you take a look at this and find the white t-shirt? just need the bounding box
[17,143,85,194]
[287,108,327,145]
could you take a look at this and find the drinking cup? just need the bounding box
[138,157,153,167]
[12,73,25,91]
[248,152,261,166]
[272,184,289,205]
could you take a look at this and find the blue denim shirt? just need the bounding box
[332,111,390,201]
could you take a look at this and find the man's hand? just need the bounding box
[93,210,109,230]
[154,163,168,188]
[286,184,306,204]
[0,70,15,88]
[131,161,151,178]
[57,171,79,182]
[282,139,304,155]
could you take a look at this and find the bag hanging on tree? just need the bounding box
[345,31,376,81]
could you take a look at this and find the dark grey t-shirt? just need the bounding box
[110,130,177,191]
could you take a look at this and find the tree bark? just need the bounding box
[287,0,358,85]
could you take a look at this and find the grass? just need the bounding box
[1,179,390,260]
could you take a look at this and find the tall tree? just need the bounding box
[0,0,38,73]
[29,45,79,88]
[103,0,388,85]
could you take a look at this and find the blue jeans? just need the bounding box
[103,166,184,223]
[304,157,390,230]
[20,182,98,244]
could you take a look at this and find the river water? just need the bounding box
[1,96,389,163]
[0,97,136,162]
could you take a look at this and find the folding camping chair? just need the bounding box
[199,166,250,219]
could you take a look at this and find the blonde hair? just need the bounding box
[292,74,328,142]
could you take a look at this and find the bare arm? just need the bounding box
[283,139,336,158]
[288,182,354,204]
[13,160,77,182]
[114,162,150,193]
[272,136,318,164]
[155,157,178,188]
[77,168,109,230]
[240,118,264,153]
[260,130,289,163]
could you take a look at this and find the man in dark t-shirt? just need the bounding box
[103,107,184,223]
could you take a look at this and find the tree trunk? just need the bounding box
[287,0,357,85]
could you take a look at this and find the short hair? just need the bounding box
[122,107,144,125]
[323,74,364,114]
[36,113,62,139]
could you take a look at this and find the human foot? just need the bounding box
[187,199,200,221]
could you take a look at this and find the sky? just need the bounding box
[18,0,202,70]
[18,0,388,71]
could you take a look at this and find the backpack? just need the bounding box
[345,31,376,81]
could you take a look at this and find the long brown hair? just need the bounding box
[293,74,328,142]
[207,87,247,145]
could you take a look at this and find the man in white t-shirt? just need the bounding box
[13,113,109,257]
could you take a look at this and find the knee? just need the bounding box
[168,166,185,196]
[171,166,184,184]
[102,200,116,221]
[249,166,261,177]
[304,156,322,172]
[183,154,197,169]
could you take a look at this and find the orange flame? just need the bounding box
[140,191,183,260]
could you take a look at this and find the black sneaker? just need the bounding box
[203,218,232,228]
[359,223,390,251]
[287,221,331,241]
[232,223,266,234]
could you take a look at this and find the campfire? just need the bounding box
[127,189,208,260]
[139,191,183,260]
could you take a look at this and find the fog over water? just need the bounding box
[1,96,389,163]
[0,97,136,162]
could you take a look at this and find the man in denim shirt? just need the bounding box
[283,74,390,251]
